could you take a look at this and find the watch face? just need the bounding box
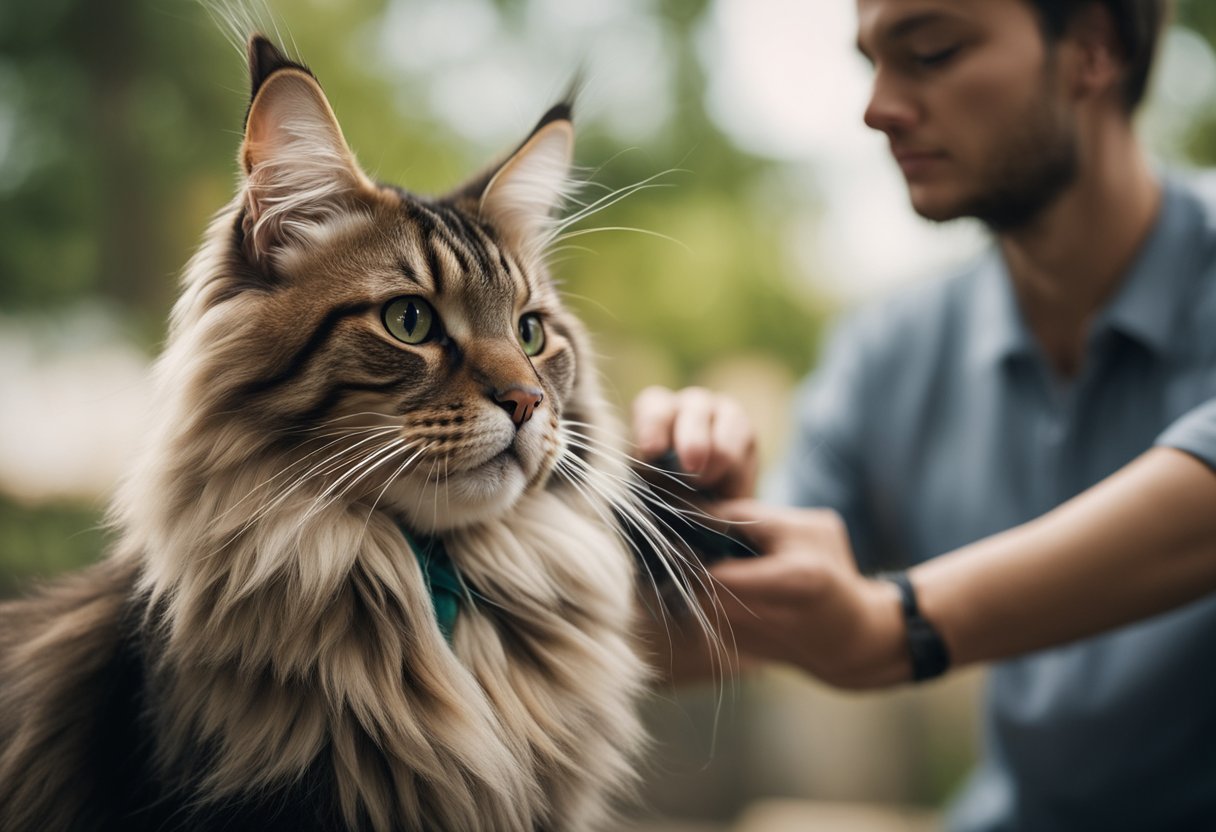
[907,618,950,681]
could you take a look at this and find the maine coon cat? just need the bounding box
[0,35,710,831]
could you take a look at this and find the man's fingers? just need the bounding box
[631,386,758,498]
[632,386,679,460]
[708,498,785,548]
[703,397,757,496]
[709,551,787,596]
[671,387,716,474]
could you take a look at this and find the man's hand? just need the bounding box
[699,500,911,689]
[631,385,758,498]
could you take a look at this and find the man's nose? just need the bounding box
[493,385,544,428]
[863,68,918,135]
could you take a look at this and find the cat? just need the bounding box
[0,35,711,832]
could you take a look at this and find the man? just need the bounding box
[633,1,1216,829]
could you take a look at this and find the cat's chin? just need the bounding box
[383,456,530,534]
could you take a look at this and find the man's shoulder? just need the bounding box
[1173,170,1216,224]
[1166,173,1216,337]
[1168,172,1216,257]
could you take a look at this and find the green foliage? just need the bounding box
[1177,0,1216,164]
[0,496,106,597]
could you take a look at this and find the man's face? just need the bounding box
[856,0,1080,230]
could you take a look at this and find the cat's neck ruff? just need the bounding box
[118,424,643,829]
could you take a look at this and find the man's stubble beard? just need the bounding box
[926,63,1081,233]
[963,94,1080,232]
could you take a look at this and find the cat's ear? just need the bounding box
[239,35,371,264]
[464,103,575,258]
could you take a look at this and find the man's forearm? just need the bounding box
[912,447,1216,668]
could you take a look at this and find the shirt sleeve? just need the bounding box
[1155,397,1216,472]
[763,313,880,569]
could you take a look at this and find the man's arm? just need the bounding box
[916,445,1216,667]
[637,381,1216,688]
[705,444,1216,688]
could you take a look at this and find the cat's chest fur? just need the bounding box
[128,486,645,832]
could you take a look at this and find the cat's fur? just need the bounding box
[0,36,682,831]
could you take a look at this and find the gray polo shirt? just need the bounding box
[770,175,1216,831]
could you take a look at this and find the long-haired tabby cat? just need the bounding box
[0,35,709,832]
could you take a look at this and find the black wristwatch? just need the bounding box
[879,570,951,682]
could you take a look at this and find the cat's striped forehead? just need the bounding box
[265,186,554,334]
[391,193,536,309]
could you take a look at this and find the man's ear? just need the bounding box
[1064,3,1125,104]
[451,102,575,262]
[239,35,372,265]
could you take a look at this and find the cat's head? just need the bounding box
[168,36,602,534]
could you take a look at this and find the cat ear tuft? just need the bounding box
[472,103,576,258]
[239,59,370,265]
[246,35,317,102]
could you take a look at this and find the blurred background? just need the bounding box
[5,0,1216,829]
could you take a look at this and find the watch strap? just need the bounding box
[879,570,951,682]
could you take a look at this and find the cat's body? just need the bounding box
[0,37,675,832]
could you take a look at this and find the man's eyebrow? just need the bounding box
[857,11,956,61]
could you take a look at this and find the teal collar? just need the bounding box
[399,525,465,644]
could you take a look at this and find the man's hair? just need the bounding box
[1025,0,1170,112]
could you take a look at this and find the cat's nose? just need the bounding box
[494,385,544,428]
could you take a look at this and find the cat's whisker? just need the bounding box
[442,454,452,531]
[561,440,729,540]
[556,450,708,606]
[430,452,450,534]
[303,440,424,536]
[555,225,693,254]
[217,430,408,550]
[560,432,755,641]
[301,439,416,525]
[555,454,740,687]
[565,157,687,211]
[552,456,670,618]
[554,177,678,232]
[359,444,433,540]
[555,182,676,230]
[555,444,739,673]
[282,411,402,434]
[420,454,442,534]
[261,430,403,509]
[217,426,403,520]
[560,423,700,495]
[551,289,620,322]
[561,421,726,500]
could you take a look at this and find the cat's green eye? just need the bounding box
[518,313,545,356]
[383,296,435,345]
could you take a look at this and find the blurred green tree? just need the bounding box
[1178,0,1216,163]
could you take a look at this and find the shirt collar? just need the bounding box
[1092,176,1202,357]
[972,175,1201,366]
[971,249,1036,366]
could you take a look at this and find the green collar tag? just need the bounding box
[400,526,464,644]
